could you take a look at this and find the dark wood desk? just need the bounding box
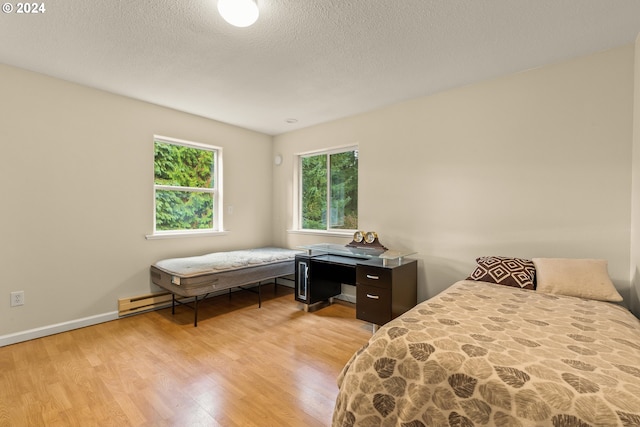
[294,252,417,327]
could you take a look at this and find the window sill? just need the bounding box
[287,229,354,238]
[145,230,229,240]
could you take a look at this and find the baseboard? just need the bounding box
[0,278,297,347]
[0,311,118,347]
[336,293,357,304]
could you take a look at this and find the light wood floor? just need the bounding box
[0,284,373,427]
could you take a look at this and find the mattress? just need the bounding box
[150,247,301,297]
[332,280,640,427]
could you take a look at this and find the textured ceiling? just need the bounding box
[1,0,640,135]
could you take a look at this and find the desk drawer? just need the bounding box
[356,284,391,325]
[356,265,391,288]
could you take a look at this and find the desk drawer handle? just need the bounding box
[366,274,379,280]
[366,294,380,300]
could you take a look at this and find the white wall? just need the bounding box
[273,45,635,309]
[0,64,273,338]
[631,34,640,316]
[1,42,637,342]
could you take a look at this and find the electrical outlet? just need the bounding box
[10,291,24,307]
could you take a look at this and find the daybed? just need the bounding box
[332,257,640,427]
[150,247,301,326]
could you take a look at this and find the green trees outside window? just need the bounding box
[154,139,217,232]
[301,148,358,230]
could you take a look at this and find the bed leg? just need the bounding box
[194,296,199,327]
[258,282,262,308]
[172,294,175,315]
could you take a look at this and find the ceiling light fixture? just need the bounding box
[217,0,259,28]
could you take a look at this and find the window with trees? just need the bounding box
[299,147,358,231]
[153,137,220,234]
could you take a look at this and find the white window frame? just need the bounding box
[147,135,224,239]
[294,144,358,234]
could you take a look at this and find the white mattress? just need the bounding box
[153,247,301,277]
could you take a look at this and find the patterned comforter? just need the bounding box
[332,280,640,427]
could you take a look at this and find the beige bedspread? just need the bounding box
[332,280,640,427]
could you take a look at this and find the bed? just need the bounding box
[150,247,301,326]
[332,257,640,427]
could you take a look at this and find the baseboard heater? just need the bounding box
[118,292,173,316]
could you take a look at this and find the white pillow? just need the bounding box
[532,258,622,302]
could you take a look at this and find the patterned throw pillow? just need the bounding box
[467,256,536,290]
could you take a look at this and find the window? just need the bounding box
[153,136,221,234]
[299,147,358,231]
